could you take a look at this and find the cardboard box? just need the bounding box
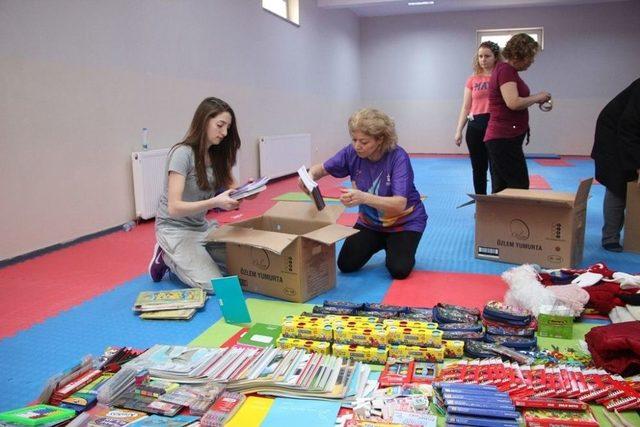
[472,179,592,268]
[537,313,573,339]
[206,202,358,303]
[624,181,640,253]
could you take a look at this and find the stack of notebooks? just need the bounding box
[132,288,207,320]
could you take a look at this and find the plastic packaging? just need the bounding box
[142,127,149,150]
[122,221,136,232]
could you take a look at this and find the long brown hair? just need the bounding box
[174,97,240,191]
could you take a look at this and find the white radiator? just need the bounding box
[259,133,311,179]
[131,148,170,220]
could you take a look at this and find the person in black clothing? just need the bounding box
[591,78,640,252]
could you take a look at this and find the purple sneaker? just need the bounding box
[149,243,168,282]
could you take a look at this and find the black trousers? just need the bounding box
[465,114,490,195]
[337,224,423,280]
[485,133,529,194]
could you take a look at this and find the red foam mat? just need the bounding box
[337,212,358,227]
[0,222,157,339]
[529,174,552,190]
[382,270,507,310]
[534,158,573,167]
[0,176,302,339]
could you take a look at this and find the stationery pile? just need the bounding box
[132,288,207,320]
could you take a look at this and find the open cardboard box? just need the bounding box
[206,202,358,302]
[471,179,592,268]
[624,180,640,253]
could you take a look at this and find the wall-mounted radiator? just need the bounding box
[131,148,170,220]
[259,133,311,179]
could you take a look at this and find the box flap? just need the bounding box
[302,224,359,245]
[474,189,575,208]
[207,225,297,254]
[264,201,344,224]
[574,178,593,206]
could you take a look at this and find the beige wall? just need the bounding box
[0,0,361,260]
[359,1,640,154]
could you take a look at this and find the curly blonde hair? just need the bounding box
[473,41,501,75]
[348,108,398,153]
[502,33,539,63]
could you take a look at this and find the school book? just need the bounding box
[229,177,269,200]
[132,289,206,312]
[139,308,197,320]
[0,404,76,426]
[297,166,326,211]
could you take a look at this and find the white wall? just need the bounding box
[359,1,640,154]
[0,0,360,260]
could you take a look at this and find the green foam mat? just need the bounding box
[189,298,313,348]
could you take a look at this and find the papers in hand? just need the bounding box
[230,176,269,200]
[297,166,325,211]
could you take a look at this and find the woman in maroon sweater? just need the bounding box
[484,33,551,194]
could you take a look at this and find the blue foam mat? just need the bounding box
[1,157,639,411]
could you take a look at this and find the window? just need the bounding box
[477,27,544,50]
[262,0,299,26]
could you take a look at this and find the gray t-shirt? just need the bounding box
[156,145,217,231]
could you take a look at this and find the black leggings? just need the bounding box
[485,134,529,194]
[465,114,490,195]
[337,224,423,280]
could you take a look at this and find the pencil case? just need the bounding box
[442,330,485,340]
[482,301,532,325]
[486,324,535,337]
[323,300,364,310]
[438,322,483,332]
[463,340,497,359]
[433,305,480,324]
[363,302,409,313]
[312,305,356,315]
[484,334,537,350]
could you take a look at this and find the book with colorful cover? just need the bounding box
[139,308,197,320]
[0,404,76,426]
[133,289,206,312]
[229,177,269,200]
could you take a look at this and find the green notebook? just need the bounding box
[238,323,282,347]
[0,404,76,426]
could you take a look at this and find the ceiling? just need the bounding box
[316,0,629,17]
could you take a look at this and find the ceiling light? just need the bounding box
[408,1,435,5]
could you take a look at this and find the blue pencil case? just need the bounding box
[463,340,497,359]
[438,322,483,332]
[442,331,485,340]
[323,300,364,310]
[363,302,408,313]
[482,301,532,325]
[433,305,480,324]
[485,324,535,337]
[312,305,355,315]
[484,333,537,350]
